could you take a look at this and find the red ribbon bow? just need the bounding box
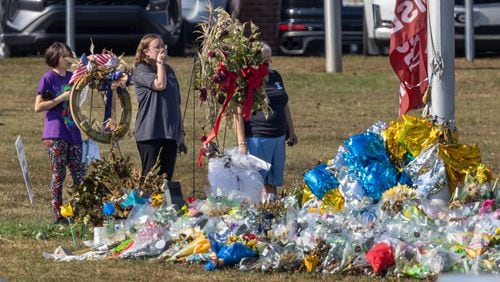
[240,63,269,121]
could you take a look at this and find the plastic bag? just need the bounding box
[81,139,100,165]
[204,242,257,271]
[207,148,266,204]
[122,202,156,233]
[416,247,463,274]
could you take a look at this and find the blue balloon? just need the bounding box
[341,131,405,202]
[304,163,339,200]
[103,202,115,216]
[344,132,388,166]
[397,170,413,187]
[361,162,398,201]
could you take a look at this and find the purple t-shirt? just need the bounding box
[37,70,82,144]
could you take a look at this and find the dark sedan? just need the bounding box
[0,0,183,57]
[278,0,364,55]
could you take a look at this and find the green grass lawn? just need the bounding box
[0,55,498,280]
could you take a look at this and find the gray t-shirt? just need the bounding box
[132,63,182,142]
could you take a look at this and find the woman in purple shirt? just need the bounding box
[34,42,85,224]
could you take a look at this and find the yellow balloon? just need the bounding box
[438,143,484,194]
[384,115,439,163]
[320,189,344,213]
[301,185,316,206]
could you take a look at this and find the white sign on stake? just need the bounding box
[15,135,34,206]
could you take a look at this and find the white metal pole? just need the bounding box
[325,0,342,72]
[465,0,475,61]
[66,0,75,50]
[428,1,455,127]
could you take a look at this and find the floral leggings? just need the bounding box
[44,139,85,220]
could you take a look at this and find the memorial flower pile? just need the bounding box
[68,153,165,226]
[44,116,499,278]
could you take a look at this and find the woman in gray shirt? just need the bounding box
[132,34,185,181]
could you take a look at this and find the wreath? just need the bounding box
[195,7,270,159]
[68,50,132,144]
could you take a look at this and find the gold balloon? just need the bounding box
[320,189,345,213]
[384,115,439,164]
[438,143,487,194]
[301,185,316,205]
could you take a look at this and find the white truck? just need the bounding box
[363,0,500,55]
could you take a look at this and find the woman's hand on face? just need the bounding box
[156,48,165,64]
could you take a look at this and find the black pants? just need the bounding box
[136,139,177,180]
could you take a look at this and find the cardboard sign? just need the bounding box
[15,135,34,206]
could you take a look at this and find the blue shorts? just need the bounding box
[246,135,286,187]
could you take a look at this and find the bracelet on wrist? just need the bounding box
[238,142,247,146]
[157,60,164,64]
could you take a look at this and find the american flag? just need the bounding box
[69,53,114,85]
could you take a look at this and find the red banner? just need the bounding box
[389,0,428,116]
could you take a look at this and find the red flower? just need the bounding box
[200,135,207,142]
[199,88,208,101]
[188,197,195,204]
[242,233,256,240]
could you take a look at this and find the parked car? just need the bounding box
[278,0,365,55]
[454,0,500,54]
[363,0,500,55]
[0,0,183,57]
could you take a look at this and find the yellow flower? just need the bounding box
[151,194,163,208]
[382,184,413,202]
[60,203,74,218]
[228,235,238,243]
[304,255,319,272]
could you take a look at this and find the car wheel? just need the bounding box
[362,16,380,56]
